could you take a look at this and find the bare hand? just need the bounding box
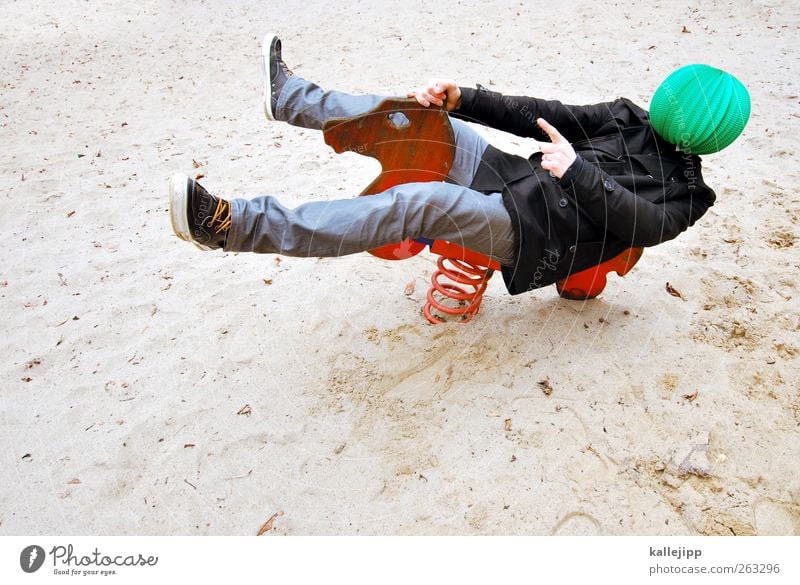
[537,118,577,180]
[407,79,461,111]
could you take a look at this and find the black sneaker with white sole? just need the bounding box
[262,33,294,121]
[169,173,231,251]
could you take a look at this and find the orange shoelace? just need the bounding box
[207,198,231,233]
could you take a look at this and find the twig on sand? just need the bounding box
[257,511,285,536]
[223,470,253,481]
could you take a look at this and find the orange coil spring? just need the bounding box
[424,256,495,324]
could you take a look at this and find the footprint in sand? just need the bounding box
[550,511,602,535]
[753,500,798,535]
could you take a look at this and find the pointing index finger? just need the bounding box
[537,118,566,144]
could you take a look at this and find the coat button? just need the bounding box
[569,245,577,254]
[558,198,568,208]
[603,178,614,191]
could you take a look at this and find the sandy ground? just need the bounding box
[1,0,798,535]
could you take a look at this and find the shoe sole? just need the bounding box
[169,173,212,251]
[262,33,278,121]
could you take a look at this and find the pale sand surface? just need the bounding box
[1,0,798,535]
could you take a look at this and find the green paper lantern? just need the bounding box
[649,64,750,155]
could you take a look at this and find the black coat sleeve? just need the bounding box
[562,157,713,247]
[453,85,614,143]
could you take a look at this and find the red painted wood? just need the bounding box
[323,98,476,261]
[555,247,644,300]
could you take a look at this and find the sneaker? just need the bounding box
[169,173,231,251]
[262,33,294,121]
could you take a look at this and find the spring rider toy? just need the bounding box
[322,99,642,323]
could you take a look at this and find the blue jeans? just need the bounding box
[224,76,516,265]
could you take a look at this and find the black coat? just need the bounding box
[452,85,716,295]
